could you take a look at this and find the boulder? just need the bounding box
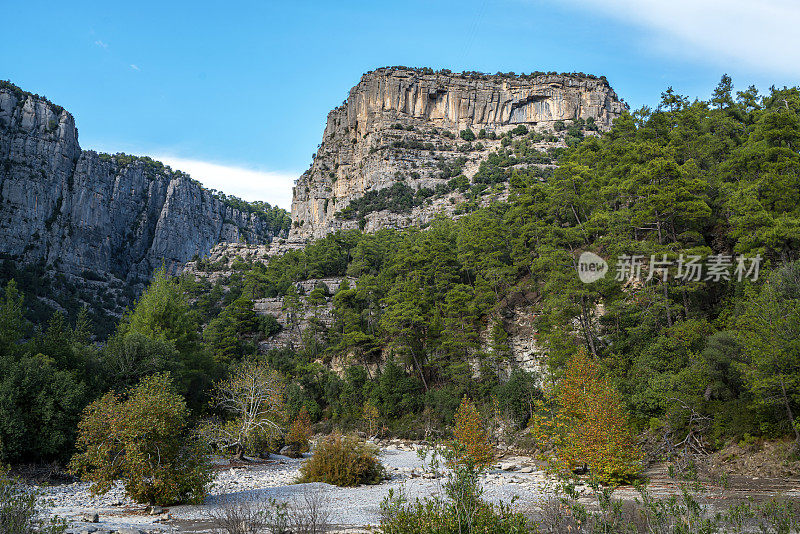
[80,512,99,523]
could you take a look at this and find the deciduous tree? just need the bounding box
[69,373,211,505]
[531,351,642,484]
[203,359,285,458]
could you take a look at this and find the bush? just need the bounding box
[532,478,800,534]
[299,432,384,486]
[69,373,212,505]
[1,466,67,534]
[380,446,529,533]
[511,124,529,136]
[459,129,476,142]
[380,497,529,533]
[209,490,330,534]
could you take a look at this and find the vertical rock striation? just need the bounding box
[0,81,286,322]
[290,67,625,240]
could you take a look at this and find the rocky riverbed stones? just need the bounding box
[43,447,554,532]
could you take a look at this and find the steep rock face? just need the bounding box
[0,85,281,287]
[290,67,625,240]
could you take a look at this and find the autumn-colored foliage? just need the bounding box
[285,405,313,455]
[68,373,211,505]
[299,432,384,486]
[452,396,495,468]
[363,400,380,437]
[530,351,642,485]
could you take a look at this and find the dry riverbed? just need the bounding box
[37,442,800,534]
[39,443,556,534]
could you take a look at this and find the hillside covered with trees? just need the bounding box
[2,77,799,471]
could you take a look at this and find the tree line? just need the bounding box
[1,76,799,472]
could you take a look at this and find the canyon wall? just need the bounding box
[290,67,625,240]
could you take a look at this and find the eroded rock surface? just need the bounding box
[0,83,285,320]
[290,67,625,240]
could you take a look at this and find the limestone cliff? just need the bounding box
[0,81,287,326]
[290,67,625,240]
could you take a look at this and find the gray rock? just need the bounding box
[0,84,285,317]
[289,67,625,241]
[500,462,518,471]
[145,505,163,515]
[79,512,99,523]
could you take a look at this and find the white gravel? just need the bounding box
[37,445,556,533]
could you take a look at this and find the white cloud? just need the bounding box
[154,155,297,210]
[559,0,800,78]
[129,64,140,71]
[94,40,108,48]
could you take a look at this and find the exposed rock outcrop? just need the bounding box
[290,67,625,240]
[0,82,287,323]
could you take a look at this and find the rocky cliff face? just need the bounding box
[0,82,285,326]
[290,67,625,240]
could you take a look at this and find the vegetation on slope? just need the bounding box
[1,76,799,476]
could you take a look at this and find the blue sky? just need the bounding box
[2,0,798,209]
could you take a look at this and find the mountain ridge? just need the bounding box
[0,80,289,330]
[289,67,625,240]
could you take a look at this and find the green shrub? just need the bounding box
[0,466,67,534]
[380,446,529,533]
[459,129,476,142]
[380,497,529,533]
[299,432,384,486]
[69,373,212,505]
[511,124,529,136]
